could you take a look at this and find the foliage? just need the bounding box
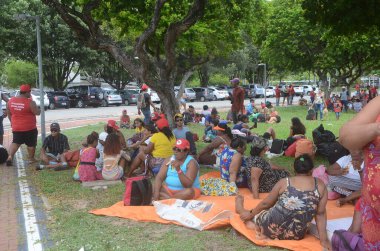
[4,60,37,87]
[302,0,380,35]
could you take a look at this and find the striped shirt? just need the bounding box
[42,133,70,156]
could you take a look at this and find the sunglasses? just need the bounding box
[173,147,186,152]
[176,119,183,122]
[51,129,58,133]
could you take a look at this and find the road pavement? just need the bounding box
[3,96,302,130]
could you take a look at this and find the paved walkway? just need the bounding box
[0,116,119,251]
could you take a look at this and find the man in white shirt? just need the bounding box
[327,155,363,206]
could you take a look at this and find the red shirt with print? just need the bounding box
[8,96,37,131]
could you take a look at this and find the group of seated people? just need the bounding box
[38,107,363,249]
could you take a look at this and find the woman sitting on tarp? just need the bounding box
[153,139,200,200]
[283,117,306,156]
[197,122,232,166]
[245,136,289,199]
[127,118,176,176]
[236,154,331,250]
[219,137,248,187]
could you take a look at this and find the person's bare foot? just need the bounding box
[235,194,245,214]
[336,198,346,207]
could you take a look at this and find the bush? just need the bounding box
[4,59,37,88]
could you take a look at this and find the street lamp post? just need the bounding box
[14,14,46,142]
[258,63,267,104]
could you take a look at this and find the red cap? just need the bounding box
[141,84,149,91]
[107,120,119,130]
[20,84,31,92]
[151,112,165,122]
[156,118,169,130]
[175,139,190,150]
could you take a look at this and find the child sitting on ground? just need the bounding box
[79,133,102,182]
[298,95,308,106]
[120,109,130,129]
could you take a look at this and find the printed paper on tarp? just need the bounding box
[153,199,232,230]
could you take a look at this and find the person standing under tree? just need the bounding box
[275,85,281,107]
[0,90,9,145]
[6,84,40,166]
[230,78,245,124]
[137,83,156,125]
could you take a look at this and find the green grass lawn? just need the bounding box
[28,106,356,251]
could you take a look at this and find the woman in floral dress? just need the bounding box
[339,95,380,250]
[219,137,248,187]
[245,136,289,198]
[236,154,331,250]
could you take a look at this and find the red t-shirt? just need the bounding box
[231,86,245,112]
[310,91,315,98]
[275,88,281,98]
[289,86,295,95]
[8,97,36,132]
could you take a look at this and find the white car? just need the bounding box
[253,84,265,98]
[303,85,318,95]
[12,89,50,110]
[101,88,122,107]
[141,89,160,103]
[293,85,304,96]
[265,86,275,97]
[208,87,229,100]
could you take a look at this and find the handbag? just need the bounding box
[123,173,152,206]
[270,139,285,154]
[331,230,364,251]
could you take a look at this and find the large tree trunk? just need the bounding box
[155,83,179,127]
[198,64,209,87]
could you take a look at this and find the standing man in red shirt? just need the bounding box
[275,85,281,107]
[230,78,245,124]
[6,84,41,166]
[289,84,295,105]
[310,87,316,104]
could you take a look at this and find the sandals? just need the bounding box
[6,160,12,166]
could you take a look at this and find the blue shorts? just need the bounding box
[0,116,4,136]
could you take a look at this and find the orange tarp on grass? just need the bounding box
[90,171,354,251]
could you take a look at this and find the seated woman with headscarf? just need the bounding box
[153,139,201,200]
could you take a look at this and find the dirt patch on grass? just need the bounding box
[72,199,89,210]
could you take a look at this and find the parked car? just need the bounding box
[265,86,275,97]
[65,85,103,108]
[174,87,196,102]
[101,88,122,107]
[293,85,304,96]
[119,89,139,105]
[208,86,229,100]
[192,87,214,101]
[46,91,70,109]
[140,88,160,104]
[252,84,265,98]
[302,85,318,95]
[12,89,50,110]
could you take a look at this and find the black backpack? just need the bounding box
[306,109,316,120]
[327,141,350,164]
[270,139,285,154]
[312,124,336,146]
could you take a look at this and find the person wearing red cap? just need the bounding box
[127,118,176,177]
[230,78,245,124]
[6,84,41,166]
[153,139,201,200]
[105,120,126,149]
[119,109,130,129]
[137,83,156,125]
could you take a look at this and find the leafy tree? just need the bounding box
[302,0,380,35]
[41,0,261,121]
[4,60,37,88]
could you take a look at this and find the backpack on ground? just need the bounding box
[317,141,350,163]
[312,124,336,146]
[137,93,147,109]
[306,108,316,120]
[331,230,364,251]
[270,139,285,154]
[295,138,315,158]
[123,176,152,206]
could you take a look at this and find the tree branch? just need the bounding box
[164,0,206,76]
